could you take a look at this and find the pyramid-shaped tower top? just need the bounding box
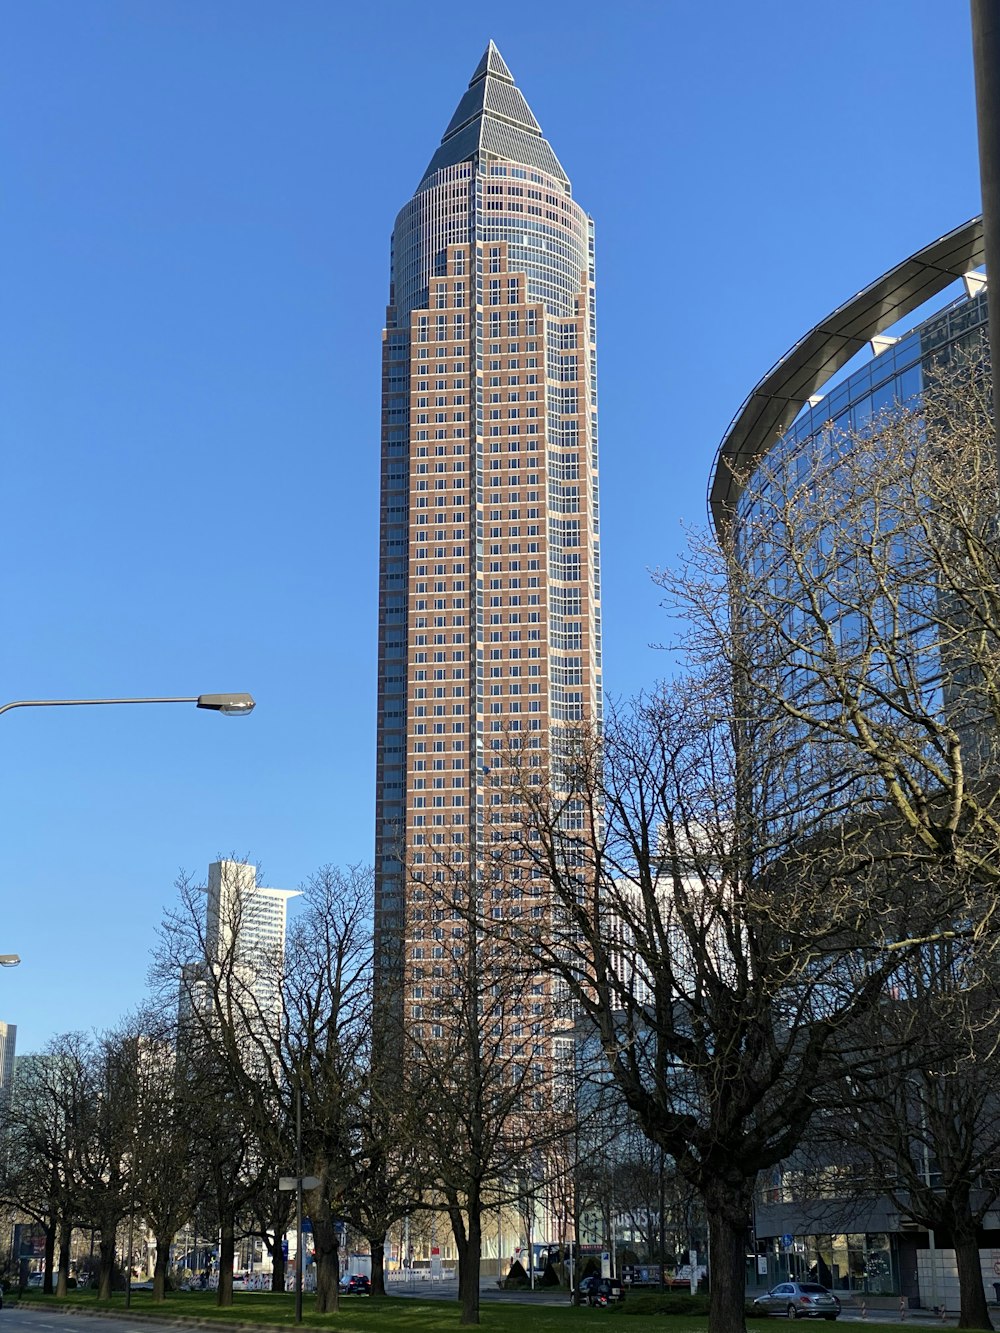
[469,39,514,84]
[418,41,569,191]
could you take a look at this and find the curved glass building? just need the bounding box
[706,220,994,1302]
[709,217,986,534]
[707,218,989,829]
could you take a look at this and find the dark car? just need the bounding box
[340,1274,371,1295]
[752,1282,840,1320]
[579,1274,625,1307]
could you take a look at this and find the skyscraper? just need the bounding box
[0,1020,16,1117]
[179,860,300,1046]
[375,43,601,1017]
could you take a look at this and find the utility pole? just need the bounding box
[971,0,1000,472]
[295,1084,303,1324]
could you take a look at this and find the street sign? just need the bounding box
[279,1175,321,1191]
[14,1225,46,1260]
[782,1234,793,1251]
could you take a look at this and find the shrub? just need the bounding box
[504,1261,529,1289]
[612,1290,712,1316]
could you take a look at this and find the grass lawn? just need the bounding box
[11,1290,910,1333]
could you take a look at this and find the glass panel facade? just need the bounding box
[759,1232,898,1295]
[730,290,989,834]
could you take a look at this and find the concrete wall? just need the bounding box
[915,1248,1000,1311]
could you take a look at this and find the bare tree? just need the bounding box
[0,1037,90,1295]
[71,1029,141,1300]
[803,942,1000,1329]
[401,849,566,1326]
[345,1055,424,1298]
[122,1008,206,1301]
[155,860,279,1307]
[156,860,376,1315]
[502,680,942,1333]
[246,1185,294,1293]
[282,865,372,1314]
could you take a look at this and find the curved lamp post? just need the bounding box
[0,693,255,718]
[0,693,255,983]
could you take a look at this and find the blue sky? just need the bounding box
[0,0,982,1052]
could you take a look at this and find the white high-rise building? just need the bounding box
[0,1021,16,1116]
[179,860,299,1043]
[205,859,299,966]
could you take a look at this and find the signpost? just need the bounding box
[277,1170,320,1323]
[277,1079,321,1325]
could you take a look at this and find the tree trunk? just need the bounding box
[448,1207,473,1325]
[55,1217,72,1296]
[954,1226,992,1330]
[266,1195,289,1293]
[270,1238,286,1293]
[312,1214,341,1314]
[216,1214,235,1307]
[463,1207,483,1325]
[43,1221,56,1294]
[703,1175,753,1333]
[369,1230,387,1296]
[450,1187,483,1327]
[98,1231,116,1301]
[153,1230,172,1302]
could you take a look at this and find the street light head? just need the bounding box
[0,954,20,968]
[196,693,256,717]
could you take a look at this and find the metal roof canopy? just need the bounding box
[708,216,985,533]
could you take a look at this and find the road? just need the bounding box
[390,1274,569,1305]
[3,1308,168,1333]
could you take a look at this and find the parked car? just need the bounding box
[752,1282,841,1320]
[340,1273,371,1295]
[578,1274,625,1307]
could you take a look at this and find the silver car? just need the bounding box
[753,1282,841,1319]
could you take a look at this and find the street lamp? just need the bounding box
[0,693,255,718]
[0,693,254,980]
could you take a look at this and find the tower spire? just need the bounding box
[418,40,568,189]
[469,39,514,85]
